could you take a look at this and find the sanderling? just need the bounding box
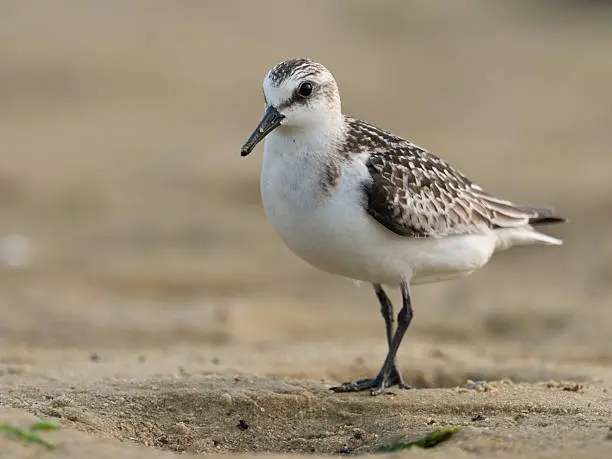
[240,58,565,395]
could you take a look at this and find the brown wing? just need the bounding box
[363,145,537,238]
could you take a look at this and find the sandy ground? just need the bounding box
[1,1,612,457]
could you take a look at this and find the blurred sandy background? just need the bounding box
[1,1,611,458]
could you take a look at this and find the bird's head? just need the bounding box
[241,58,342,157]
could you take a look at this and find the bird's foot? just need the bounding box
[330,364,411,396]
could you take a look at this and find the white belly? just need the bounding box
[260,140,497,287]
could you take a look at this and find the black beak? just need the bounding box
[240,106,284,157]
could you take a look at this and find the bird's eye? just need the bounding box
[298,82,313,98]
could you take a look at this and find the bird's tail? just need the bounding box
[494,205,566,249]
[519,205,567,227]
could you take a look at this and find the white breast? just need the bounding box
[260,133,497,287]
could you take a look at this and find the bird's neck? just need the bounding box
[266,115,347,162]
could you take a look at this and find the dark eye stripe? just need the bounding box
[277,86,315,110]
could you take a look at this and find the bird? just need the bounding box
[239,58,565,395]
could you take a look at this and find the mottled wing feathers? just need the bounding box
[345,118,548,238]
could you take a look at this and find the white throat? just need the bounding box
[266,110,346,158]
[260,115,348,215]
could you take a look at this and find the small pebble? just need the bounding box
[563,384,584,392]
[545,380,584,392]
[237,419,249,430]
[220,393,233,408]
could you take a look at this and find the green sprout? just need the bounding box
[0,418,60,450]
[374,426,462,453]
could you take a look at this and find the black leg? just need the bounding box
[374,284,394,347]
[331,282,413,395]
[370,281,413,395]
